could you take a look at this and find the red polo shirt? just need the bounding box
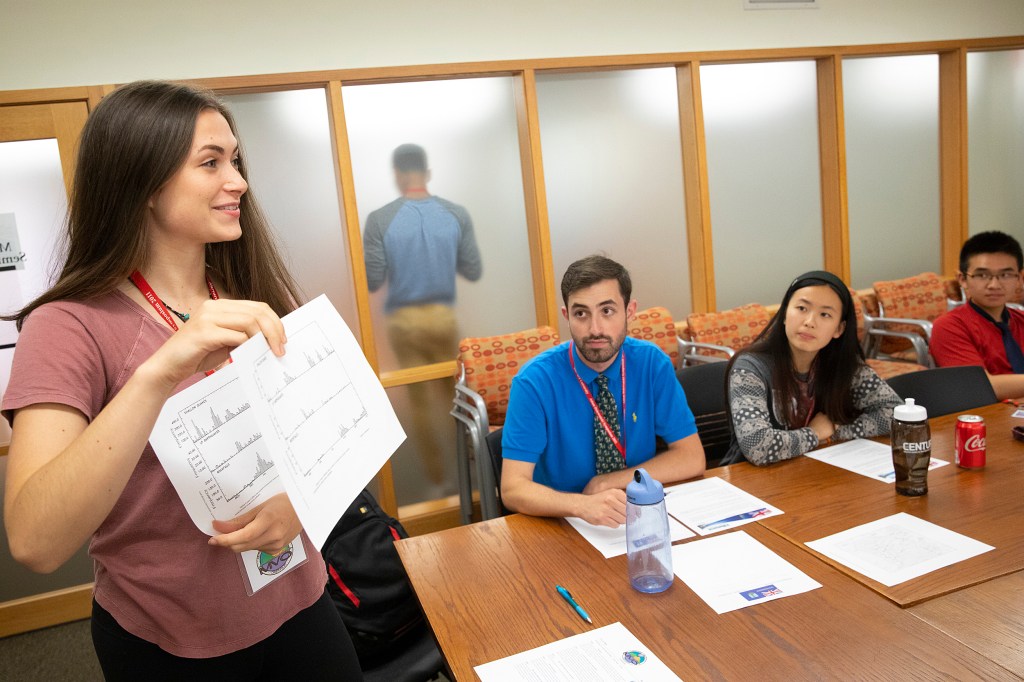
[931,303,1024,374]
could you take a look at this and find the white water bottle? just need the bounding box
[625,468,674,593]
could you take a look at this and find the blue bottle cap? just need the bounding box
[626,468,664,505]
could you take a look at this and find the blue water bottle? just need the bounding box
[625,468,674,593]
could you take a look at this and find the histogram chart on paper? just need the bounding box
[153,294,405,547]
[163,375,282,525]
[250,321,369,499]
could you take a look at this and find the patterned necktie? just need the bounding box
[594,374,625,474]
[994,319,1024,374]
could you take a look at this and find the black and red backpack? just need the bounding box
[321,489,426,666]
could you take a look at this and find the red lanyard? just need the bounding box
[128,270,220,332]
[568,342,627,459]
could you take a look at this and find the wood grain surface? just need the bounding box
[398,516,1018,681]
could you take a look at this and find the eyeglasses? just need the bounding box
[963,271,1022,283]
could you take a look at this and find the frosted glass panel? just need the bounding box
[386,378,457,505]
[536,68,690,333]
[0,138,67,447]
[701,61,823,309]
[845,55,941,288]
[342,78,534,373]
[967,49,1024,237]
[222,89,358,333]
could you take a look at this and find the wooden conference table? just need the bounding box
[396,402,1024,680]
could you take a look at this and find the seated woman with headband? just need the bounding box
[723,270,901,466]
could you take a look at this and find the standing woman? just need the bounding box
[2,81,362,679]
[723,270,901,466]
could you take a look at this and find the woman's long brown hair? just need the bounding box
[5,80,302,330]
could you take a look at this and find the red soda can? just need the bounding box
[955,415,986,468]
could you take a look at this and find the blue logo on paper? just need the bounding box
[741,584,783,601]
[622,651,647,665]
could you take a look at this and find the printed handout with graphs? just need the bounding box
[150,295,405,549]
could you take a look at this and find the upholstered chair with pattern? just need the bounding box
[628,306,680,367]
[864,273,956,367]
[680,303,772,365]
[849,288,928,379]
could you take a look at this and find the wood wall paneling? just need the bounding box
[513,70,559,328]
[0,584,93,638]
[816,56,851,281]
[676,62,716,314]
[939,49,969,275]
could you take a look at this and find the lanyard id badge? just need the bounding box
[237,534,308,596]
[568,342,627,460]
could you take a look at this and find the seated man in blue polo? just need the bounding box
[501,255,706,528]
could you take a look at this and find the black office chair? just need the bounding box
[675,361,732,468]
[484,428,511,517]
[886,365,997,418]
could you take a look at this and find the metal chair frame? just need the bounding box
[450,364,501,522]
[677,336,734,366]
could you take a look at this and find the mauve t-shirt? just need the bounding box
[2,290,327,658]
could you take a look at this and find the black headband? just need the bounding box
[789,270,854,311]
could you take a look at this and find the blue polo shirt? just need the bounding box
[502,337,697,493]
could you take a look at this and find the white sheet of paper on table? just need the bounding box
[671,530,822,614]
[474,622,682,682]
[663,476,783,535]
[805,438,949,483]
[150,295,405,549]
[565,515,695,559]
[806,512,995,587]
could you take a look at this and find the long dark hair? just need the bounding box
[5,80,301,330]
[727,270,865,427]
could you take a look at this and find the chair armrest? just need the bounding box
[863,314,934,341]
[865,328,934,368]
[678,337,734,366]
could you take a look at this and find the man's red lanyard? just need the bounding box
[568,341,627,460]
[128,270,219,332]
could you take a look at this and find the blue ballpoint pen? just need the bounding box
[556,585,593,624]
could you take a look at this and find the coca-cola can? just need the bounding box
[955,415,986,469]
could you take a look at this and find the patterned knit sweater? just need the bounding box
[724,352,901,466]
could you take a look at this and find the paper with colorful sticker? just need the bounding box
[474,622,681,681]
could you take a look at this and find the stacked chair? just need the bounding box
[451,326,560,523]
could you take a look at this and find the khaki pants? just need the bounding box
[386,304,458,485]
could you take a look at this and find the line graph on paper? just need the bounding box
[250,320,370,498]
[174,377,279,509]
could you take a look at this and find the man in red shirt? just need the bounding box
[931,231,1024,400]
